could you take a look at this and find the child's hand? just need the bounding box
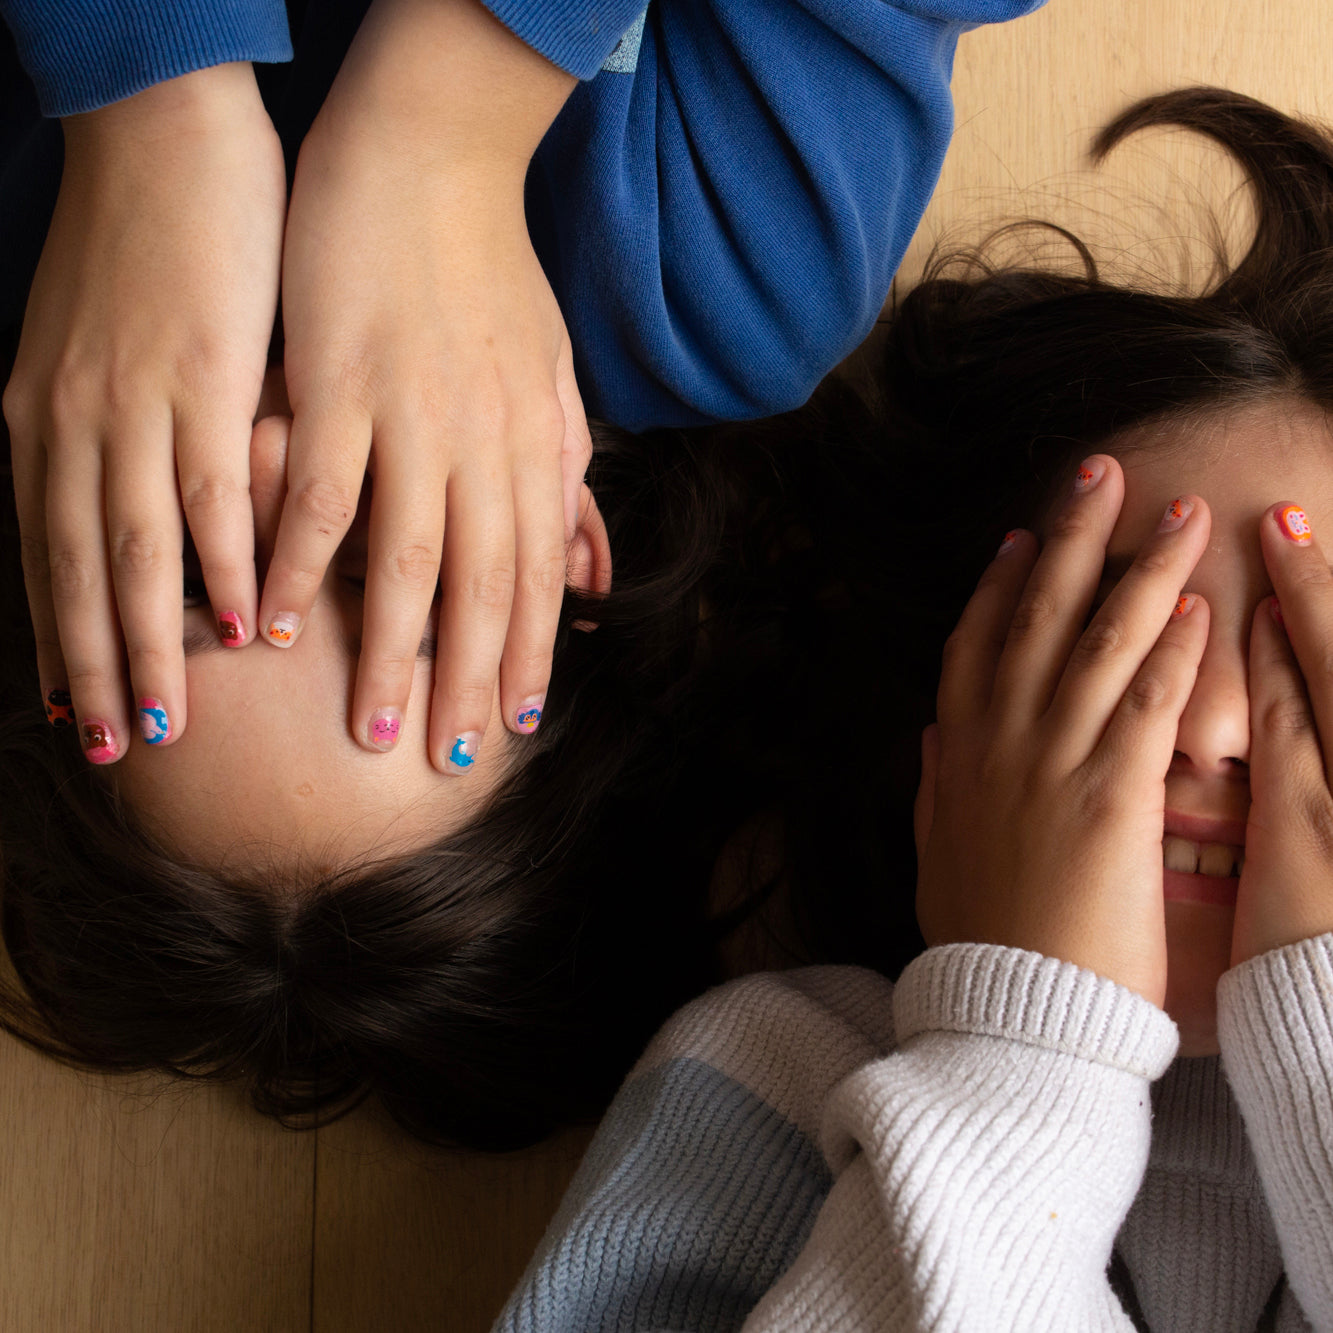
[914,458,1211,1005]
[3,63,285,759]
[1232,503,1333,964]
[265,0,583,768]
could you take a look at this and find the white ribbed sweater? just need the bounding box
[496,939,1333,1331]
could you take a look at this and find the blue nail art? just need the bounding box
[516,705,542,733]
[137,698,170,745]
[449,736,476,769]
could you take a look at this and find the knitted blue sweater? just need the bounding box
[0,0,1044,428]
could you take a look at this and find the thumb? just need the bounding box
[913,723,941,866]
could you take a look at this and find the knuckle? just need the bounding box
[293,477,358,537]
[1288,560,1331,594]
[47,545,97,601]
[111,527,168,579]
[1121,668,1172,714]
[467,564,517,614]
[1072,617,1124,665]
[1045,505,1095,543]
[181,473,247,523]
[1008,588,1059,638]
[381,541,440,593]
[1130,546,1174,580]
[1262,692,1315,739]
[523,548,568,602]
[1299,796,1333,861]
[446,678,495,717]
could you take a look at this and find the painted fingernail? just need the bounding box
[265,613,300,646]
[1172,594,1197,618]
[368,708,401,751]
[515,698,544,734]
[1278,505,1313,543]
[1158,497,1194,533]
[81,720,119,764]
[218,611,246,646]
[1073,457,1106,493]
[1270,596,1285,628]
[445,732,481,774]
[43,687,74,728]
[137,698,171,744]
[996,530,1021,557]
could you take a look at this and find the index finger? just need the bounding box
[1259,501,1333,744]
[258,403,369,647]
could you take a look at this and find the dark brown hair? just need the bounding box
[0,366,906,1149]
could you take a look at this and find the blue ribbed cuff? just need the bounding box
[481,0,647,79]
[1,0,293,116]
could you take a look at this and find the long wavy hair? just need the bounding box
[5,85,1329,1150]
[0,349,910,1149]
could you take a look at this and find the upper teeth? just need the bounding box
[1162,836,1243,878]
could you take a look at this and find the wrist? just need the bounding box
[62,62,267,153]
[325,0,576,176]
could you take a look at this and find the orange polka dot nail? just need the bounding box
[265,613,300,645]
[44,687,74,728]
[1278,505,1313,543]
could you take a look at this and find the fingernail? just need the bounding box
[368,708,401,751]
[218,611,246,646]
[265,613,300,646]
[515,698,544,734]
[1270,596,1285,628]
[996,530,1021,557]
[1073,457,1106,493]
[81,720,119,764]
[44,686,74,728]
[1158,497,1194,533]
[445,731,481,774]
[137,697,171,744]
[1172,594,1197,618]
[1278,505,1313,544]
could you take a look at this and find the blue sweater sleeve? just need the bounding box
[0,0,292,116]
[526,0,1045,430]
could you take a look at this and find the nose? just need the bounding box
[1171,631,1250,774]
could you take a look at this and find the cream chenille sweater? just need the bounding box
[494,940,1333,1331]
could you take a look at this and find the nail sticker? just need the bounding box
[1073,459,1102,492]
[1279,505,1313,543]
[266,613,300,644]
[44,687,74,728]
[81,721,118,764]
[515,704,543,734]
[1171,594,1196,618]
[447,734,478,771]
[218,611,245,645]
[996,531,1020,557]
[369,710,401,750]
[1158,497,1193,532]
[137,698,170,744]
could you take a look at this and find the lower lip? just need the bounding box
[1163,868,1239,907]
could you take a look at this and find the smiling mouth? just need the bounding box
[1162,836,1244,879]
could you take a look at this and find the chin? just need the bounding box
[1163,900,1235,1058]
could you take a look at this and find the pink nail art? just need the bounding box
[81,720,118,764]
[368,709,401,751]
[218,611,246,645]
[515,699,544,734]
[1278,505,1313,543]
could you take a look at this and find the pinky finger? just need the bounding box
[1093,593,1209,781]
[9,433,71,727]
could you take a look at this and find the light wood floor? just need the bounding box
[5,2,1332,1329]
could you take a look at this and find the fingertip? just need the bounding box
[136,695,180,747]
